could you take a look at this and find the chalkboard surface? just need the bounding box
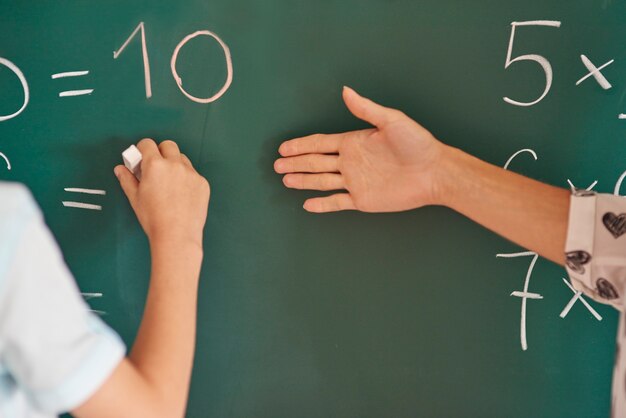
[1,1,625,417]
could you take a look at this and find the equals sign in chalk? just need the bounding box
[51,70,94,97]
[62,187,106,211]
[81,292,106,315]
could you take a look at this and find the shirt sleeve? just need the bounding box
[0,186,125,415]
[564,190,626,311]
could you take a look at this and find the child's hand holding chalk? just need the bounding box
[74,139,211,417]
[114,139,210,249]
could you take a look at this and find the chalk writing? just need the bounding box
[503,20,561,107]
[497,251,542,351]
[0,57,29,122]
[559,278,602,320]
[0,22,232,124]
[576,55,614,90]
[0,152,10,170]
[615,171,626,196]
[567,179,598,193]
[503,148,537,170]
[114,22,152,99]
[114,23,233,103]
[81,292,106,315]
[170,30,233,104]
[51,70,93,97]
[62,187,106,211]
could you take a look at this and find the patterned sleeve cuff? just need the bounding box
[565,190,626,310]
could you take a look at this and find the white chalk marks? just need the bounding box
[0,57,29,122]
[503,148,538,170]
[114,22,152,99]
[503,20,562,107]
[62,187,106,211]
[559,278,602,321]
[566,179,598,193]
[81,292,103,300]
[114,22,232,103]
[51,69,93,97]
[0,23,232,123]
[497,252,542,351]
[59,89,93,97]
[64,187,106,195]
[565,172,626,197]
[51,70,89,79]
[495,149,607,350]
[0,152,11,170]
[576,55,614,90]
[81,292,106,315]
[171,30,233,104]
[501,18,626,118]
[62,202,102,210]
[499,150,542,351]
[615,170,626,196]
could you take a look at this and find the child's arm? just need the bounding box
[72,139,209,418]
[274,87,569,265]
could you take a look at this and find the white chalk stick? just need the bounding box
[122,145,142,180]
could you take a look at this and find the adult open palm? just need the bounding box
[274,87,446,213]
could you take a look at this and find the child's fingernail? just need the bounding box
[113,167,121,178]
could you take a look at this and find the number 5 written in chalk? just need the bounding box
[503,20,561,107]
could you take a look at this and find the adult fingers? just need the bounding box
[278,133,343,157]
[282,173,345,191]
[303,193,356,213]
[158,140,181,159]
[274,154,338,174]
[342,86,404,128]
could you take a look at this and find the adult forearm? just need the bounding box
[129,239,203,417]
[436,146,570,265]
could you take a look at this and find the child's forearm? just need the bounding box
[71,239,203,418]
[129,238,203,417]
[72,140,209,418]
[436,145,570,265]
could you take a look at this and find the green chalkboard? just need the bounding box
[1,1,625,417]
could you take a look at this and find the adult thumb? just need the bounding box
[342,86,402,128]
[114,165,138,204]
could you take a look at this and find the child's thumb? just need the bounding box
[114,165,138,203]
[342,86,403,128]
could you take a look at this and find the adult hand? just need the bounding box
[274,87,446,213]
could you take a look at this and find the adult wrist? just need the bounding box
[431,145,466,208]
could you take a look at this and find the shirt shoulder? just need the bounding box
[0,182,40,286]
[0,181,37,216]
[0,181,126,414]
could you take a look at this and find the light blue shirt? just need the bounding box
[0,183,125,417]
